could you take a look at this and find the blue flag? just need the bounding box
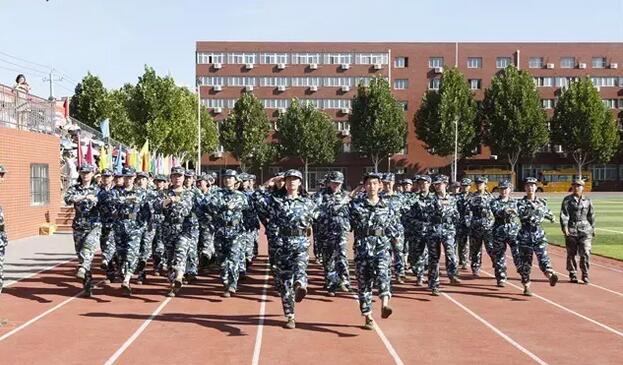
[114,146,123,174]
[100,118,110,139]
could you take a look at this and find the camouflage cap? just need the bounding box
[170,166,185,176]
[571,178,585,186]
[239,173,251,182]
[451,181,461,188]
[327,171,344,183]
[275,171,285,178]
[222,169,238,178]
[284,169,303,180]
[460,177,472,186]
[100,168,113,177]
[363,172,383,182]
[196,174,206,181]
[184,170,196,178]
[401,178,413,185]
[475,176,488,184]
[122,166,137,177]
[154,174,168,182]
[248,174,257,181]
[136,171,149,179]
[382,173,395,182]
[417,175,432,183]
[79,164,96,173]
[498,179,512,189]
[432,174,449,185]
[524,177,538,184]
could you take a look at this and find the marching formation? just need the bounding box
[0,163,596,330]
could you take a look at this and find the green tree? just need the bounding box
[415,67,478,179]
[107,85,136,146]
[551,77,620,177]
[220,91,271,170]
[277,99,341,189]
[481,66,549,186]
[350,76,407,172]
[69,72,109,128]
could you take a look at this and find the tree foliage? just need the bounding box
[481,66,549,184]
[220,91,272,170]
[551,76,620,176]
[277,99,341,188]
[69,72,108,129]
[350,76,407,171]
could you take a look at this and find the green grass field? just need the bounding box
[538,193,623,260]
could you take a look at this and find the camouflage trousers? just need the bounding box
[139,226,156,267]
[565,235,591,277]
[407,232,429,280]
[185,228,199,276]
[456,227,469,267]
[427,227,459,290]
[239,231,255,274]
[73,225,101,272]
[114,222,144,278]
[215,234,243,291]
[312,223,321,260]
[517,233,553,284]
[162,227,193,281]
[151,225,165,271]
[469,227,494,273]
[491,228,520,282]
[199,224,215,261]
[354,239,391,316]
[265,226,279,268]
[391,233,406,277]
[0,236,6,293]
[100,224,118,279]
[318,231,350,292]
[274,236,309,318]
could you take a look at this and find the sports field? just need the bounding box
[539,193,623,260]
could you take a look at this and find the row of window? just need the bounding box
[202,98,353,109]
[197,52,389,65]
[197,76,379,87]
[533,76,623,88]
[520,164,623,182]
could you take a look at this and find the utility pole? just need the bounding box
[43,69,63,101]
[453,117,458,183]
[196,85,201,174]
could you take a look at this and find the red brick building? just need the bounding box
[196,42,623,189]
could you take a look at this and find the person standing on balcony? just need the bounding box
[0,165,7,294]
[13,74,30,129]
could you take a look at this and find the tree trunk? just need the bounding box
[507,150,520,191]
[304,159,309,191]
[372,154,380,173]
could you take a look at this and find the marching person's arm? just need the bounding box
[587,199,596,237]
[559,197,570,236]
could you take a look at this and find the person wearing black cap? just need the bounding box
[97,168,119,283]
[403,175,434,286]
[63,164,101,297]
[238,172,260,276]
[349,172,395,330]
[201,169,249,297]
[516,177,558,296]
[151,174,168,276]
[465,176,495,277]
[156,166,195,296]
[427,175,462,295]
[254,171,287,270]
[182,170,202,283]
[112,166,149,296]
[455,178,472,270]
[262,169,318,329]
[490,179,521,287]
[381,173,407,284]
[560,178,595,284]
[195,174,216,272]
[135,171,157,285]
[0,165,7,293]
[313,170,352,295]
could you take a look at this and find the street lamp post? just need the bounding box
[196,85,201,174]
[453,117,458,183]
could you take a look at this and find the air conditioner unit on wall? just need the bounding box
[341,85,350,92]
[340,63,350,70]
[578,63,587,69]
[278,107,287,114]
[277,63,286,70]
[341,107,351,114]
[434,67,444,74]
[546,63,555,69]
[213,63,222,69]
[341,129,350,136]
[309,63,318,70]
[213,107,222,114]
[553,145,564,153]
[309,85,318,92]
[212,151,223,158]
[245,85,254,91]
[245,63,254,69]
[213,85,222,92]
[277,85,287,92]
[373,63,383,70]
[610,63,618,69]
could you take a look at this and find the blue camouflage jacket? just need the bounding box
[64,183,101,229]
[349,196,396,256]
[202,188,249,238]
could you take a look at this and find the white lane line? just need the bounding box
[104,297,173,365]
[348,293,405,365]
[505,254,623,298]
[251,262,272,365]
[4,258,74,288]
[480,270,623,338]
[442,293,549,365]
[596,228,623,234]
[0,280,104,342]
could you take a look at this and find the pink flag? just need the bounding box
[84,140,95,166]
[76,132,84,167]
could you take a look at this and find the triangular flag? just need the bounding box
[85,140,94,166]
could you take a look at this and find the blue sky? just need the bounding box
[1,0,621,97]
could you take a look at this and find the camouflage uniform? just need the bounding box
[427,188,460,291]
[240,182,260,275]
[560,186,595,282]
[137,183,158,282]
[64,177,101,289]
[267,183,318,319]
[254,186,282,269]
[516,194,555,284]
[349,192,394,315]
[313,181,351,293]
[381,189,406,279]
[202,178,248,292]
[404,187,434,282]
[454,178,472,268]
[185,183,203,278]
[150,176,167,273]
[466,189,495,275]
[97,180,118,281]
[490,194,521,283]
[196,183,216,266]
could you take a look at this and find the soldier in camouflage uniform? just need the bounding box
[265,169,318,329]
[195,174,216,272]
[135,171,156,284]
[113,167,149,295]
[239,173,260,276]
[311,176,327,263]
[0,165,7,294]
[466,176,495,277]
[349,172,395,330]
[489,179,521,287]
[427,175,461,295]
[201,169,249,297]
[313,171,351,295]
[151,174,168,276]
[454,178,472,270]
[381,173,407,283]
[560,178,595,284]
[97,168,118,283]
[181,170,202,283]
[255,172,285,271]
[404,175,433,286]
[248,174,260,258]
[64,164,101,296]
[155,167,195,296]
[516,177,559,296]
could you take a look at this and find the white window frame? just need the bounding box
[393,79,408,90]
[429,78,441,90]
[560,57,575,69]
[528,57,544,69]
[592,57,607,69]
[394,57,407,68]
[469,79,481,90]
[467,57,482,69]
[324,53,353,64]
[496,57,512,69]
[428,57,444,68]
[291,53,321,64]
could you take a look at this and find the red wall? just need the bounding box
[0,127,61,240]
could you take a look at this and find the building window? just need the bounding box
[429,78,441,90]
[496,57,512,69]
[343,142,351,153]
[591,164,617,181]
[394,57,408,68]
[428,57,444,68]
[529,57,544,68]
[542,99,555,109]
[534,77,554,87]
[291,53,321,64]
[469,79,481,90]
[198,76,224,86]
[227,77,256,87]
[336,121,351,131]
[603,99,617,109]
[591,77,617,87]
[324,53,353,64]
[260,53,289,64]
[592,57,607,68]
[197,52,225,64]
[393,79,408,90]
[560,57,575,68]
[467,57,482,69]
[398,101,408,111]
[355,53,388,65]
[30,163,49,206]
